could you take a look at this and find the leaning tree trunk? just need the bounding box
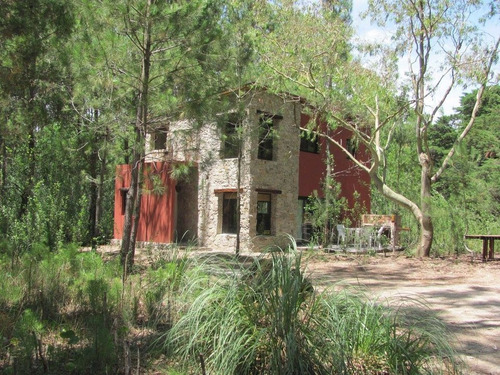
[371,172,434,257]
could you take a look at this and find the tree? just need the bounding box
[0,0,81,258]
[69,2,120,247]
[0,0,74,217]
[256,0,499,256]
[305,152,347,246]
[81,0,234,270]
[451,86,500,228]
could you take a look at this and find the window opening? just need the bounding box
[256,193,271,235]
[258,115,274,160]
[120,188,129,215]
[222,193,238,234]
[222,118,240,159]
[152,128,167,150]
[300,130,319,153]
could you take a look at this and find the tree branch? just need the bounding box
[432,35,500,183]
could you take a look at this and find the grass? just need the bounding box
[163,243,462,374]
[0,241,463,374]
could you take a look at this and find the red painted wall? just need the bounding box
[298,114,371,217]
[114,162,177,243]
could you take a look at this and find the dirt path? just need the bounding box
[305,253,500,375]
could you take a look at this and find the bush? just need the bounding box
[165,244,461,374]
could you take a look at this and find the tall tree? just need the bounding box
[0,0,74,218]
[83,0,230,270]
[256,0,499,256]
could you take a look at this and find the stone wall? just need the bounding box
[196,92,301,251]
[145,120,199,164]
[141,91,302,252]
[196,117,253,251]
[246,93,301,250]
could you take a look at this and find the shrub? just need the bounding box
[165,244,461,374]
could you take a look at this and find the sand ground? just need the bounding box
[304,252,500,375]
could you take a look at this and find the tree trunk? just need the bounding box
[129,167,142,267]
[120,139,143,271]
[19,83,37,218]
[0,132,6,205]
[236,142,241,256]
[371,172,433,256]
[120,154,139,268]
[120,0,152,272]
[88,119,99,247]
[94,129,108,243]
[418,213,433,257]
[417,152,433,257]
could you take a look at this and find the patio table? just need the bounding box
[464,234,500,261]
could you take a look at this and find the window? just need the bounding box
[256,193,271,235]
[152,128,167,150]
[222,119,239,159]
[222,193,238,234]
[346,138,357,158]
[120,188,129,215]
[300,130,319,153]
[258,115,274,160]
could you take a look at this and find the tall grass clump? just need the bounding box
[165,243,462,374]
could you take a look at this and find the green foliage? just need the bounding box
[423,85,500,254]
[10,309,45,372]
[169,162,195,183]
[0,246,124,373]
[305,154,348,246]
[0,240,463,374]
[144,257,190,328]
[166,244,461,374]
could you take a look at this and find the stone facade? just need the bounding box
[142,91,302,251]
[131,90,371,251]
[192,92,301,251]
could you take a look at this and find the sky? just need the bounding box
[350,0,499,116]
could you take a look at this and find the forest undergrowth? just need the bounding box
[0,241,465,375]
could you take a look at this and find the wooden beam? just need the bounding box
[256,109,284,120]
[255,188,282,194]
[214,188,244,194]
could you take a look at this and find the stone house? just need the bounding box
[113,90,371,251]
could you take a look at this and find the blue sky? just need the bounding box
[351,0,499,116]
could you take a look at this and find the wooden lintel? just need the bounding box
[256,109,284,120]
[214,188,244,194]
[255,188,282,194]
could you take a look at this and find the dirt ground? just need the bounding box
[303,252,500,375]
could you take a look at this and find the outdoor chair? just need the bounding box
[356,227,374,249]
[336,224,346,245]
[376,226,386,250]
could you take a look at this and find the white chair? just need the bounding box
[336,224,346,246]
[357,227,375,250]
